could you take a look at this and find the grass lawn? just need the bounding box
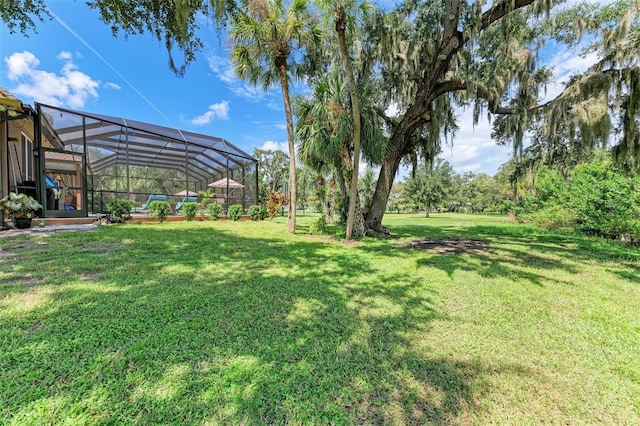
[1,213,639,424]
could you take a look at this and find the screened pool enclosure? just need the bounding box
[35,103,258,217]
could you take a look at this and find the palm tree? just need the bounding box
[230,0,320,233]
[296,69,386,223]
[316,0,372,238]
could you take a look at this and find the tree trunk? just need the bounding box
[365,136,407,232]
[316,173,328,221]
[279,64,297,234]
[328,175,336,222]
[353,204,366,237]
[336,12,362,240]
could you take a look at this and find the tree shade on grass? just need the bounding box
[1,214,639,424]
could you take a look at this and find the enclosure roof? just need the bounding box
[36,103,256,180]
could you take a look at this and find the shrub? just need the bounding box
[569,162,640,240]
[519,204,576,231]
[181,202,199,221]
[148,200,172,222]
[228,204,243,221]
[247,205,263,221]
[517,159,640,243]
[309,215,327,235]
[207,203,223,220]
[259,206,268,220]
[106,199,134,223]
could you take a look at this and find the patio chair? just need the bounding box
[132,194,167,213]
[175,196,197,213]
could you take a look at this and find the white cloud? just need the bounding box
[206,54,237,84]
[104,82,121,90]
[5,50,99,108]
[56,51,73,61]
[206,53,281,108]
[231,84,266,102]
[5,51,39,79]
[260,140,289,153]
[439,108,512,175]
[190,101,230,125]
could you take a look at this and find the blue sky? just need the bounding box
[1,2,595,177]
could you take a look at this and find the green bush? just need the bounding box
[309,215,327,235]
[259,206,268,220]
[247,205,263,221]
[518,160,640,243]
[181,202,199,221]
[148,200,172,222]
[106,199,134,223]
[207,203,223,220]
[228,204,243,221]
[519,204,576,231]
[569,162,640,240]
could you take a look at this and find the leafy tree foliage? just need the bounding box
[254,148,289,200]
[358,166,376,211]
[1,0,49,35]
[493,1,640,174]
[295,69,386,227]
[568,161,640,240]
[396,159,504,215]
[229,0,321,234]
[295,166,315,212]
[314,0,373,238]
[402,159,454,217]
[517,157,640,242]
[462,173,503,214]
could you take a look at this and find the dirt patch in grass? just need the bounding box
[80,273,102,282]
[1,275,44,288]
[407,238,489,254]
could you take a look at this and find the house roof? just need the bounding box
[36,103,256,183]
[0,86,26,117]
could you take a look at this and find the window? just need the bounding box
[21,133,33,181]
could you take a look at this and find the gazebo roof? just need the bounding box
[37,103,256,182]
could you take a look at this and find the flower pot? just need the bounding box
[13,217,32,229]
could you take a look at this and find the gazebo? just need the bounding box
[34,103,258,217]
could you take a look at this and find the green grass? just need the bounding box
[1,213,639,424]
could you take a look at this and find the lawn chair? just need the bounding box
[175,196,197,213]
[132,194,167,213]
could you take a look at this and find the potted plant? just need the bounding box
[0,192,43,229]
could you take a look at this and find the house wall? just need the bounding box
[1,121,6,198]
[5,117,36,192]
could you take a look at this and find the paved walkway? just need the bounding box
[0,223,99,238]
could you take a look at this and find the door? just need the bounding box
[42,147,86,217]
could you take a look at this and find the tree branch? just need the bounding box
[482,0,535,29]
[374,106,398,128]
[463,0,536,44]
[433,68,630,119]
[431,79,522,114]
